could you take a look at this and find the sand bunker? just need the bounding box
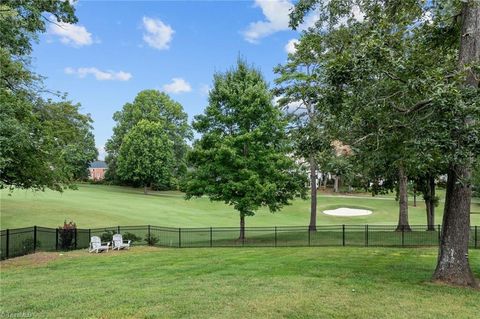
[323,207,372,217]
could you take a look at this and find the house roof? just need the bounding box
[89,160,108,169]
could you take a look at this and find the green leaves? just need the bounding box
[0,0,97,192]
[0,0,76,56]
[186,59,307,217]
[105,90,191,187]
[288,0,479,192]
[117,120,175,190]
[0,93,97,191]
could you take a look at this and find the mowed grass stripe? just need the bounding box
[2,184,479,229]
[0,247,479,318]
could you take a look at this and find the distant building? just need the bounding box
[88,161,107,180]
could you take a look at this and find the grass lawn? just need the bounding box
[0,247,478,318]
[2,184,480,229]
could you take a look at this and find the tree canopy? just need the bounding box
[0,0,97,192]
[105,90,191,189]
[288,0,479,288]
[117,120,175,194]
[186,59,306,238]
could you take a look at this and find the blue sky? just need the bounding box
[31,0,314,159]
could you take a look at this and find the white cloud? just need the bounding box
[97,145,106,160]
[336,5,365,27]
[199,84,211,96]
[64,67,132,81]
[420,10,433,24]
[243,1,363,43]
[162,78,192,94]
[274,96,304,114]
[243,0,293,43]
[49,21,93,47]
[142,17,174,50]
[285,38,299,54]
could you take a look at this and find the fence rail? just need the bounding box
[1,224,478,260]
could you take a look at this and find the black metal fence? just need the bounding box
[1,224,478,260]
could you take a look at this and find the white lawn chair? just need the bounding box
[112,234,131,250]
[89,236,110,253]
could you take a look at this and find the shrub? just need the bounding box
[58,220,76,250]
[122,232,142,244]
[100,230,116,242]
[21,238,41,254]
[144,234,159,246]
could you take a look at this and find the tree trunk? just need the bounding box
[333,175,339,192]
[396,166,411,231]
[433,1,479,288]
[143,185,148,195]
[433,165,477,287]
[426,176,436,231]
[239,214,246,241]
[309,155,317,231]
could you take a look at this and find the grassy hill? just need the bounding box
[1,184,479,229]
[1,247,478,318]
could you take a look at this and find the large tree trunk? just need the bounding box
[433,1,479,288]
[309,155,317,231]
[396,166,411,231]
[426,176,436,231]
[239,214,246,241]
[144,185,148,195]
[433,166,477,287]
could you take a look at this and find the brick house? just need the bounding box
[88,160,108,180]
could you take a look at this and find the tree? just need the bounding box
[274,32,332,231]
[1,1,98,192]
[105,90,191,188]
[290,0,479,287]
[185,60,306,239]
[116,120,174,195]
[1,94,97,191]
[432,1,479,287]
[0,0,76,57]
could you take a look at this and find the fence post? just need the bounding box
[56,228,59,251]
[6,229,9,259]
[365,225,369,247]
[475,226,478,249]
[274,227,277,247]
[178,228,181,248]
[401,227,404,247]
[308,227,311,247]
[437,224,441,245]
[74,228,77,250]
[33,226,37,253]
[342,225,345,247]
[148,225,151,243]
[117,225,120,234]
[210,227,213,247]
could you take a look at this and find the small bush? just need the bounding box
[144,234,159,246]
[123,232,142,244]
[58,220,76,250]
[100,230,116,242]
[22,238,41,254]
